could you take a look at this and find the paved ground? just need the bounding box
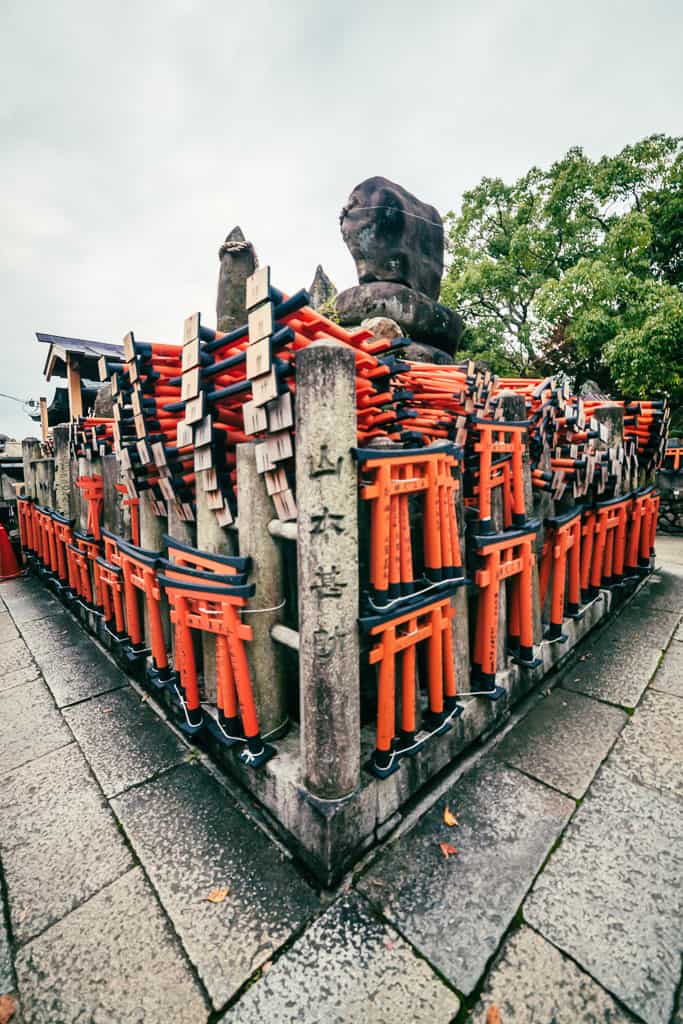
[0,535,681,1024]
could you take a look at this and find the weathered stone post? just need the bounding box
[53,425,73,517]
[139,491,166,551]
[592,403,625,496]
[236,443,288,738]
[296,340,360,800]
[450,457,470,692]
[77,457,90,531]
[34,459,56,509]
[166,502,195,546]
[101,454,125,534]
[21,439,41,499]
[139,492,171,647]
[216,227,257,333]
[195,493,236,703]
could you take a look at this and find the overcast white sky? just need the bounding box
[1,0,681,438]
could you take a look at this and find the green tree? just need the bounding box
[441,134,683,417]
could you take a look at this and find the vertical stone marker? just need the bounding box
[21,438,41,499]
[237,443,288,737]
[101,454,124,535]
[592,403,625,496]
[53,425,73,518]
[296,340,360,800]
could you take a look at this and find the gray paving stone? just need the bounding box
[0,638,37,681]
[222,894,460,1024]
[635,565,683,612]
[654,536,683,568]
[0,902,12,994]
[496,688,626,798]
[615,602,681,649]
[470,925,633,1024]
[0,613,19,644]
[607,690,683,800]
[358,758,574,995]
[650,640,683,698]
[19,612,88,656]
[0,664,41,694]
[525,766,683,1024]
[63,687,188,797]
[0,743,133,945]
[2,588,62,626]
[0,678,72,775]
[561,630,663,707]
[112,763,319,1007]
[14,868,208,1024]
[33,640,126,707]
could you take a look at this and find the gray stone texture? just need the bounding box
[496,688,626,797]
[340,175,444,298]
[14,868,207,1024]
[0,743,132,944]
[0,679,72,775]
[0,638,37,679]
[633,565,683,612]
[561,625,664,707]
[607,690,683,800]
[111,763,319,1007]
[18,610,87,656]
[216,226,256,333]
[615,602,681,650]
[33,640,126,707]
[0,664,41,694]
[525,766,683,1024]
[236,444,288,735]
[222,894,460,1024]
[63,687,188,797]
[1,581,61,626]
[471,925,634,1024]
[296,341,360,799]
[308,264,337,311]
[359,758,574,994]
[336,282,462,352]
[0,612,19,644]
[52,423,73,517]
[654,535,683,569]
[651,640,683,697]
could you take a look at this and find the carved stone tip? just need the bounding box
[224,226,245,243]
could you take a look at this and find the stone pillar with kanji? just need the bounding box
[296,339,360,801]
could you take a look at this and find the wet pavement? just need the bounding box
[0,537,681,1023]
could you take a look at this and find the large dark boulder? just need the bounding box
[336,282,462,353]
[340,176,443,299]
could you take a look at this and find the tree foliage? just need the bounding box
[441,134,683,417]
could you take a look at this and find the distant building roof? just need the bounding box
[36,333,124,382]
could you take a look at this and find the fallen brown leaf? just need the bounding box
[486,1006,502,1024]
[439,842,458,858]
[207,887,229,903]
[443,806,459,827]
[0,994,17,1024]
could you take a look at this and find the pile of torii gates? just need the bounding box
[19,266,667,782]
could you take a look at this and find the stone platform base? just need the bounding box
[64,572,649,886]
